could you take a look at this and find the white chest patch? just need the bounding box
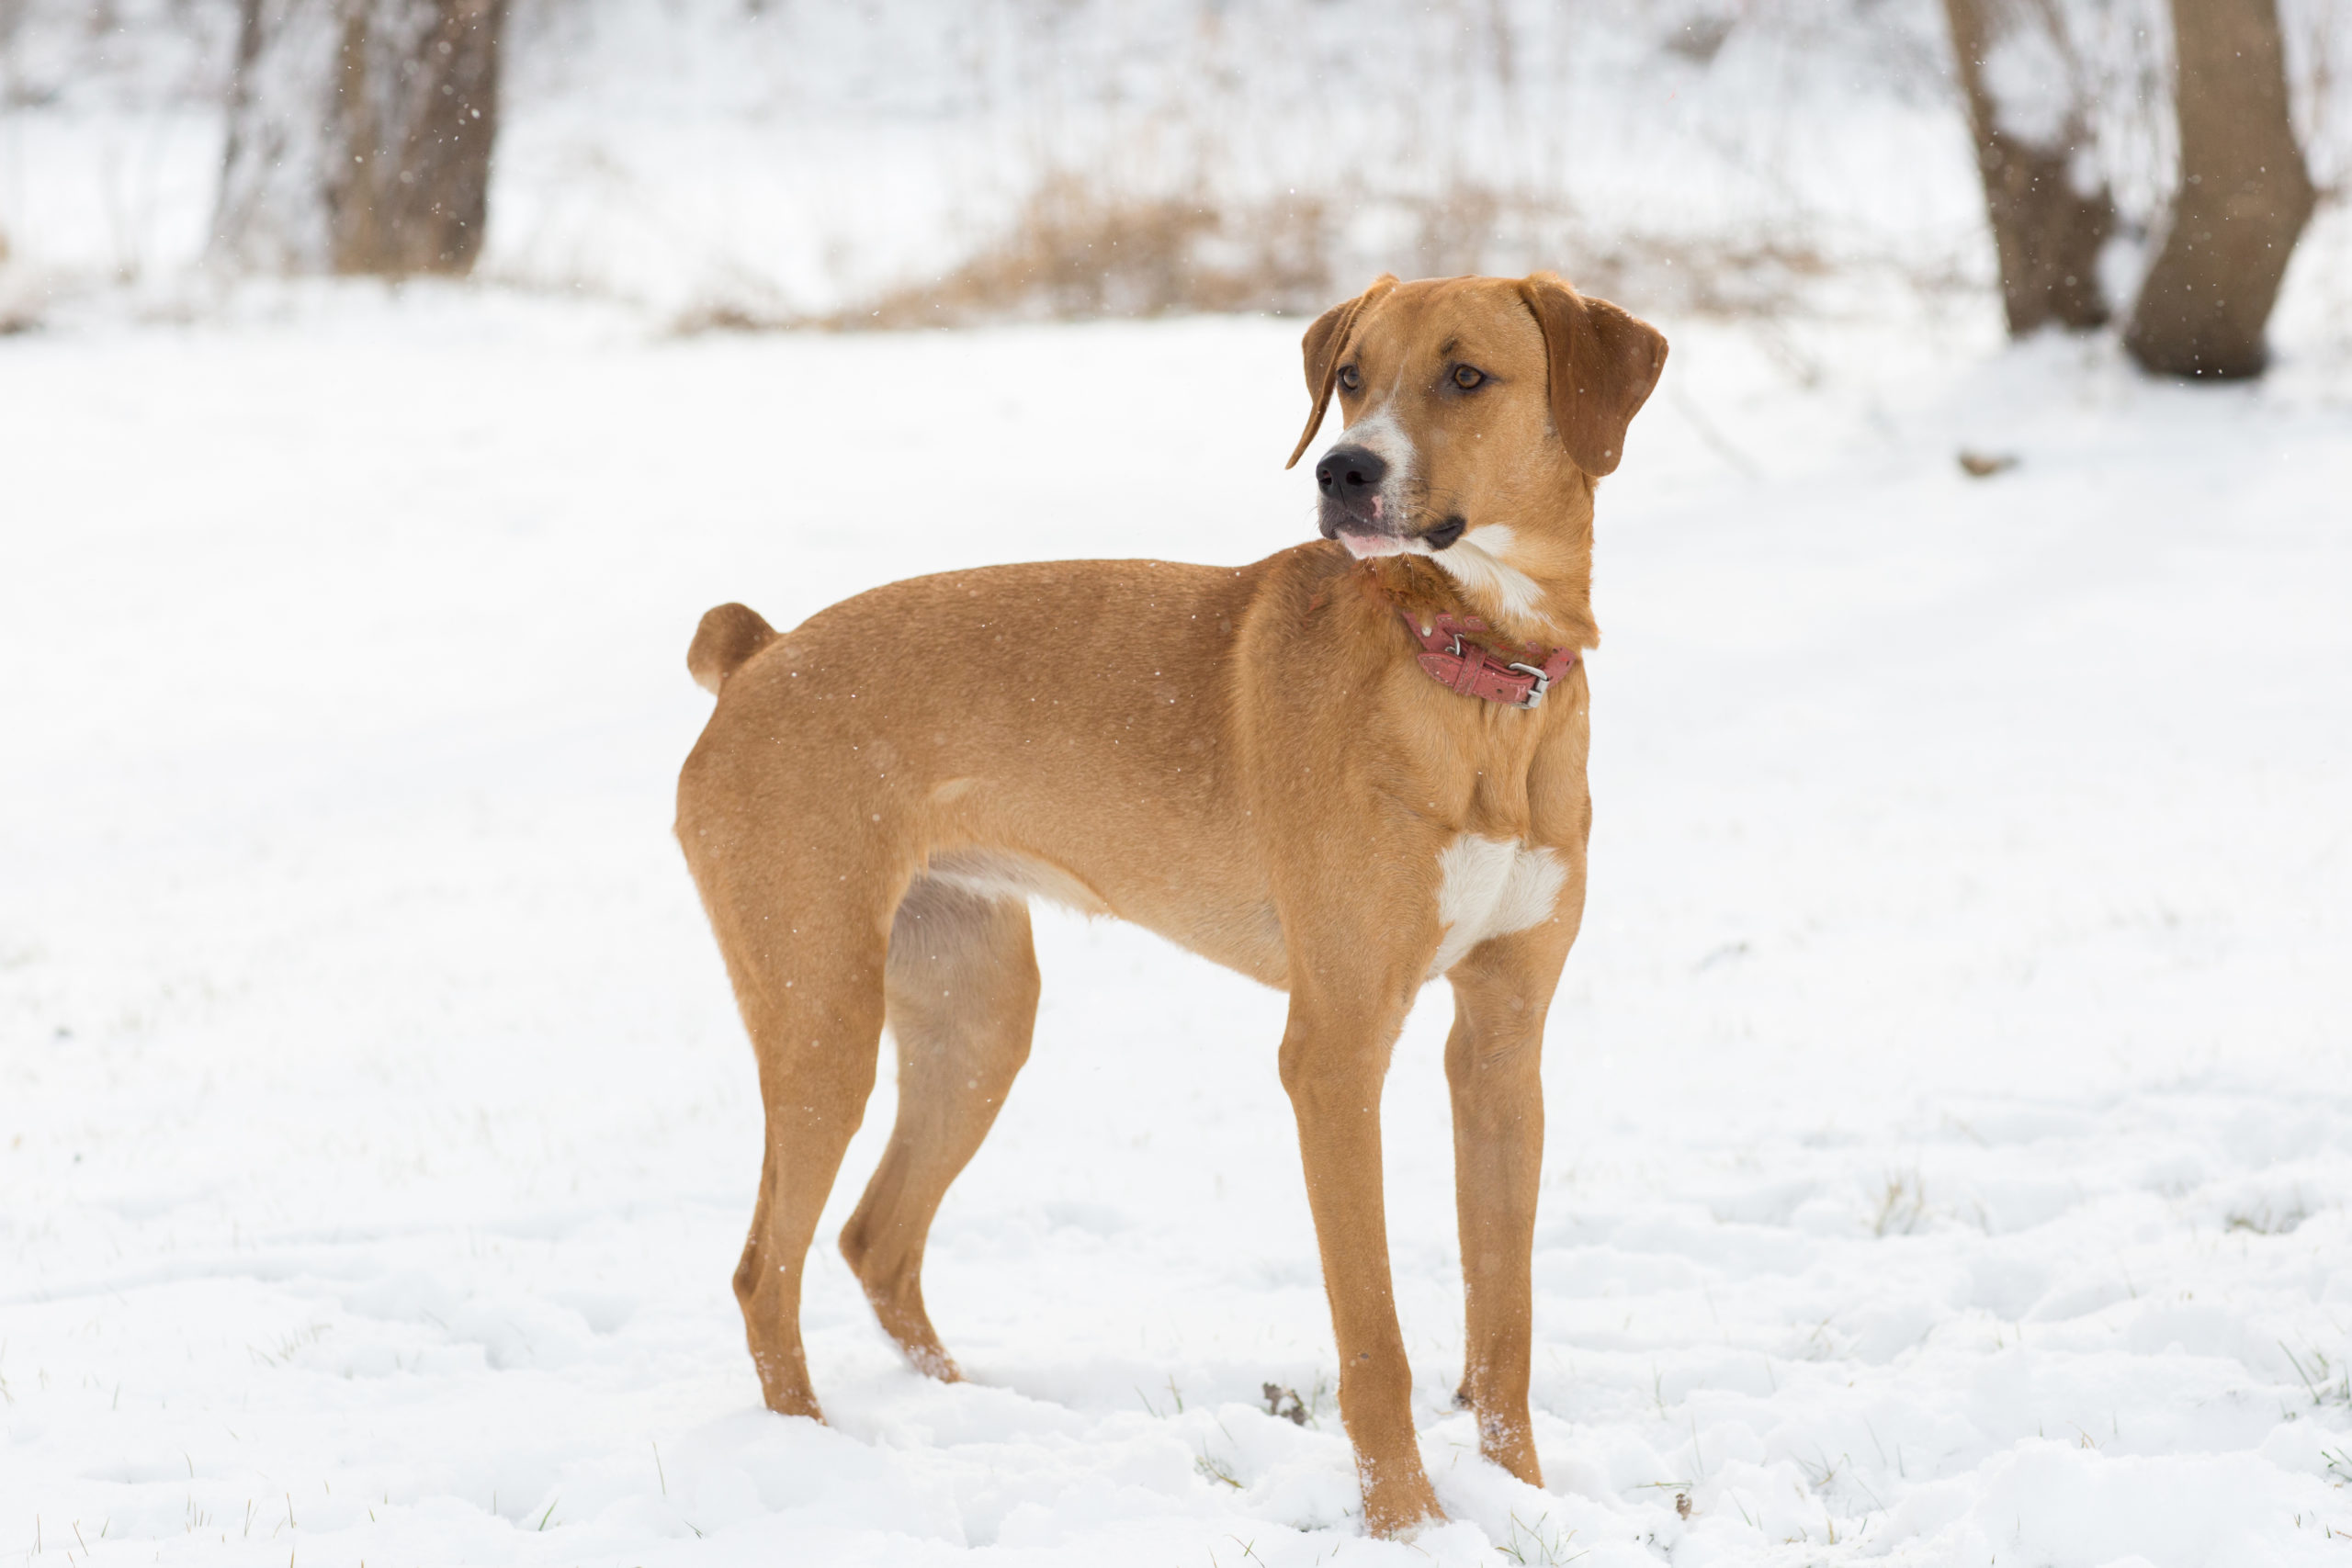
[1430,834,1566,976]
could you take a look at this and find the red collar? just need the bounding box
[1397,608,1577,710]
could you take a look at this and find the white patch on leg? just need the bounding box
[1430,524,1547,627]
[1430,833,1566,976]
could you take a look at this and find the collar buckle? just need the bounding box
[1400,605,1573,711]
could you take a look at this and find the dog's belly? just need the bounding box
[924,846,1114,915]
[923,846,1290,988]
[1430,833,1565,976]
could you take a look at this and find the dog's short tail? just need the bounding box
[687,603,776,694]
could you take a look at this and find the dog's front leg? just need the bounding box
[1278,982,1444,1538]
[1442,930,1573,1487]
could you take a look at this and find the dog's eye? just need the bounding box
[1338,365,1361,392]
[1452,365,1487,389]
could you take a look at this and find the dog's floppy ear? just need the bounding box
[1285,274,1398,469]
[1517,272,1668,478]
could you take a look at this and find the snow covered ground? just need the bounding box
[6,293,2352,1566]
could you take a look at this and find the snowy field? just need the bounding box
[5,292,2352,1567]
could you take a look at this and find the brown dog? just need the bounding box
[675,272,1666,1536]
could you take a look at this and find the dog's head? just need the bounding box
[1286,274,1667,587]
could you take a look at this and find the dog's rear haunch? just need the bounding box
[675,272,1665,1538]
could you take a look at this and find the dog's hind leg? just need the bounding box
[681,784,899,1423]
[840,875,1040,1380]
[725,937,889,1420]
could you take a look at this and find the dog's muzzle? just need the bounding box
[1315,444,1391,546]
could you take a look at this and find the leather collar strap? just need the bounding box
[1397,608,1577,710]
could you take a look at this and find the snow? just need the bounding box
[6,293,2352,1566]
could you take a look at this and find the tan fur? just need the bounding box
[675,274,1667,1537]
[686,602,776,695]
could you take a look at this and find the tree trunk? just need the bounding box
[213,0,507,277]
[2123,0,2315,378]
[1942,0,2115,334]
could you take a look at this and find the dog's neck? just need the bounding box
[1355,513,1598,653]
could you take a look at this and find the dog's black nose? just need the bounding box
[1315,446,1387,501]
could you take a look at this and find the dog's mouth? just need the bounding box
[1319,509,1468,558]
[1420,514,1466,550]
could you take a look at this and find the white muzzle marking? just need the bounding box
[1324,407,1418,558]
